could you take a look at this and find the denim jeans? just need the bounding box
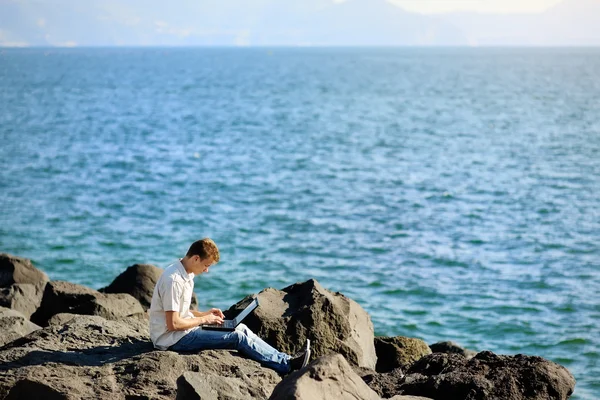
[169,323,291,374]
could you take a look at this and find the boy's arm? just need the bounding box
[159,278,224,331]
[165,311,223,331]
[190,310,209,318]
[190,308,225,318]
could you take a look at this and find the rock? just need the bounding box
[0,253,48,286]
[406,351,466,376]
[6,379,68,400]
[375,336,431,373]
[47,313,79,326]
[0,262,577,400]
[429,341,476,359]
[227,279,377,369]
[271,355,433,400]
[356,366,408,399]
[0,307,41,347]
[30,281,145,326]
[0,283,46,319]
[100,263,198,311]
[397,351,576,400]
[177,372,220,400]
[269,354,381,400]
[388,397,433,400]
[177,369,278,400]
[0,314,281,400]
[0,254,48,318]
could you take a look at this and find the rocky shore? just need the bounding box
[0,253,576,399]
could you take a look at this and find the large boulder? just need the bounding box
[0,314,281,400]
[100,263,198,311]
[0,284,46,320]
[375,336,431,373]
[176,368,278,400]
[269,354,380,400]
[397,351,576,400]
[269,354,432,400]
[47,313,81,326]
[0,307,41,347]
[0,253,48,286]
[6,379,68,400]
[30,280,144,326]
[0,254,48,318]
[429,341,476,359]
[227,279,377,369]
[357,366,409,399]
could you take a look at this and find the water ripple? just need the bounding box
[1,48,599,399]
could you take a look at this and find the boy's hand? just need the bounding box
[209,308,225,319]
[202,314,224,325]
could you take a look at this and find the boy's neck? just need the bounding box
[180,257,193,274]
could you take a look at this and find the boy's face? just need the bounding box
[192,255,215,274]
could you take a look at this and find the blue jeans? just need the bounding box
[169,323,291,374]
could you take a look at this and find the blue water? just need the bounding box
[1,48,599,399]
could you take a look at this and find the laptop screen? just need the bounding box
[233,298,259,325]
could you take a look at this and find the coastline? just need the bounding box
[0,253,576,399]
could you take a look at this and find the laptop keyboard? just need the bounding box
[203,320,234,328]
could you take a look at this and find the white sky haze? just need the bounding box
[388,0,563,14]
[1,0,599,46]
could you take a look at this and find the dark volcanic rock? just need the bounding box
[100,263,198,311]
[100,263,161,310]
[177,372,220,400]
[269,354,382,400]
[0,307,41,347]
[6,379,68,400]
[356,366,408,399]
[0,254,48,318]
[0,315,152,399]
[47,313,80,326]
[227,279,377,369]
[396,351,576,400]
[407,352,467,377]
[30,280,144,326]
[375,336,431,373]
[429,341,476,359]
[270,353,432,400]
[0,283,46,319]
[177,369,278,400]
[0,314,281,400]
[0,255,578,400]
[389,397,433,400]
[0,253,48,286]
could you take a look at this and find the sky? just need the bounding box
[0,0,598,47]
[389,0,563,14]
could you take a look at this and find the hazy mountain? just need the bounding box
[0,0,598,46]
[440,0,600,46]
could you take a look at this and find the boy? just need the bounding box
[149,238,310,374]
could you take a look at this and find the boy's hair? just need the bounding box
[186,238,220,262]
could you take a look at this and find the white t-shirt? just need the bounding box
[149,259,198,350]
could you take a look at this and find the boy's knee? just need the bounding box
[230,330,247,347]
[236,323,250,334]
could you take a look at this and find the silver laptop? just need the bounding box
[201,297,259,331]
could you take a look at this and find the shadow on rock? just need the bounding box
[2,341,154,369]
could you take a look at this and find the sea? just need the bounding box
[0,47,598,399]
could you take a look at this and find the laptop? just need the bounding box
[201,297,259,331]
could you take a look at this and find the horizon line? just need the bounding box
[2,45,600,49]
